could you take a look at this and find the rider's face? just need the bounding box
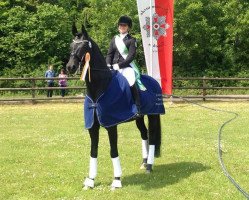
[118,24,129,34]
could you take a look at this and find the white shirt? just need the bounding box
[120,33,128,39]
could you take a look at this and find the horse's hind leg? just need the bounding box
[106,125,122,190]
[83,120,100,190]
[136,116,149,169]
[146,114,161,173]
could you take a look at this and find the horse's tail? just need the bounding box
[148,114,161,157]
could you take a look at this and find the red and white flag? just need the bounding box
[137,0,174,95]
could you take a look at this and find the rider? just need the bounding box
[106,15,142,115]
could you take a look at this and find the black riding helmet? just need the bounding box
[118,15,132,28]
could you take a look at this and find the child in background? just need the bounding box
[58,69,67,97]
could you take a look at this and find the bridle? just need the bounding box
[70,38,111,76]
[70,39,91,75]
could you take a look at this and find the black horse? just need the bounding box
[66,24,163,190]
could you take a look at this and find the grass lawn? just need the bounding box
[0,101,248,199]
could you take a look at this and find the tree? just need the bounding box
[222,0,249,77]
[78,0,146,71]
[0,3,71,77]
[173,0,228,77]
[0,0,248,79]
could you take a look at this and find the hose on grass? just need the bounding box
[170,95,249,199]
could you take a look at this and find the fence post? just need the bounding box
[202,76,207,101]
[31,78,36,104]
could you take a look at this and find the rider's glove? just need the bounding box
[113,64,120,70]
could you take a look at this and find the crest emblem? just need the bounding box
[143,13,170,40]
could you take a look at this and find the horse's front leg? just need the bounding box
[83,120,100,190]
[106,125,122,190]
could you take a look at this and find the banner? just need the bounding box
[137,0,174,95]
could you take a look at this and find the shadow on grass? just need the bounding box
[122,162,210,190]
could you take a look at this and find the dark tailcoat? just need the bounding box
[106,34,137,69]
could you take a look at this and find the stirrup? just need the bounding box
[83,177,94,189]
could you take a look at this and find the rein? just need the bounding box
[79,52,111,81]
[89,68,111,72]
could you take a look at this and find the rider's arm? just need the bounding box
[118,38,136,69]
[106,37,115,66]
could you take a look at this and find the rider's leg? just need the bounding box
[119,67,141,114]
[130,84,141,114]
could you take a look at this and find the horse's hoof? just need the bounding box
[110,179,122,191]
[110,186,118,191]
[110,185,122,191]
[83,185,91,190]
[146,164,153,173]
[140,163,147,170]
[83,177,94,190]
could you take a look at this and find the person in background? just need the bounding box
[45,65,55,97]
[58,69,67,97]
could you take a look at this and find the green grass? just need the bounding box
[1,102,249,199]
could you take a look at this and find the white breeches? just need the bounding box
[118,67,136,86]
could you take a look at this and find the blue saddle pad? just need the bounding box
[84,71,165,129]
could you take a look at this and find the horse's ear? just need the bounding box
[72,22,78,36]
[81,25,89,39]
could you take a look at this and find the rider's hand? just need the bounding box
[107,64,113,70]
[113,64,120,70]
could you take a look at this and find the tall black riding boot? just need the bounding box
[130,84,141,116]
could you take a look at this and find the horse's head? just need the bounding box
[66,23,112,100]
[66,24,92,75]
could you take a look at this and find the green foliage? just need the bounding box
[76,0,249,78]
[222,0,249,73]
[0,0,248,80]
[174,1,223,76]
[0,2,72,77]
[174,0,249,78]
[78,0,146,70]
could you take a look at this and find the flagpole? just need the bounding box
[150,0,153,76]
